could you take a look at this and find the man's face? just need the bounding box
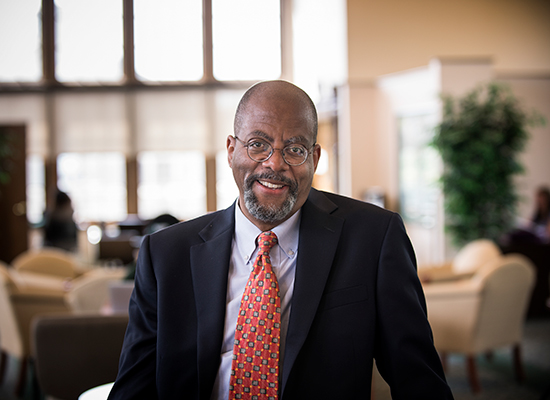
[227,88,320,231]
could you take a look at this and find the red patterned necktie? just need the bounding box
[229,231,281,400]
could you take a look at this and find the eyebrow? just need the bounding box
[246,130,312,146]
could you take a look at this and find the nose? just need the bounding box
[262,148,289,171]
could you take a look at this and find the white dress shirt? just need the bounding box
[210,204,300,400]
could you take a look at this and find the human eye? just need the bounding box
[247,139,270,153]
[286,145,306,156]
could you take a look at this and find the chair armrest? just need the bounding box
[10,291,70,355]
[10,270,69,295]
[422,279,481,299]
[423,280,482,352]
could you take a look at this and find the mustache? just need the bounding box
[244,172,298,192]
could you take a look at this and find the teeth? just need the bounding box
[259,180,284,189]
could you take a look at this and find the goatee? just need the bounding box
[244,172,298,224]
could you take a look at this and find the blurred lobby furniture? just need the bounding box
[419,239,501,283]
[0,261,69,397]
[12,247,81,280]
[32,314,128,400]
[108,280,134,314]
[97,214,179,266]
[1,257,129,397]
[65,268,128,314]
[500,242,550,318]
[423,254,536,393]
[98,233,136,265]
[97,215,146,266]
[79,382,114,400]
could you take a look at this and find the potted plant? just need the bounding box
[431,82,544,247]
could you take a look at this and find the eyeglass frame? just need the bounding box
[233,136,316,166]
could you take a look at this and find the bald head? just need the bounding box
[234,81,318,144]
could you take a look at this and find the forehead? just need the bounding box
[239,96,315,143]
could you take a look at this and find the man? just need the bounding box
[108,80,453,399]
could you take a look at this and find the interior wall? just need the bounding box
[343,0,550,213]
[347,0,550,82]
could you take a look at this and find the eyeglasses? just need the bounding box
[234,136,315,166]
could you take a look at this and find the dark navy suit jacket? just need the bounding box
[108,189,453,399]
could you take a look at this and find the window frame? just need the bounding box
[0,0,290,220]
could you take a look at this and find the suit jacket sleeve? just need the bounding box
[108,234,159,399]
[374,213,452,399]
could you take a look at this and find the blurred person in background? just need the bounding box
[504,186,550,245]
[531,186,550,242]
[43,190,78,251]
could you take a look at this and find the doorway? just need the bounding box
[0,125,28,263]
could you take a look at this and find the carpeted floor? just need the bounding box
[373,318,550,400]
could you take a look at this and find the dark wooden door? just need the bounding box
[0,125,28,264]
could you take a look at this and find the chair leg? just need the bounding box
[0,351,6,385]
[513,344,526,383]
[371,370,375,400]
[15,355,28,398]
[466,354,481,394]
[440,352,448,372]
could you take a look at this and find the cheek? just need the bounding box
[296,165,315,194]
[231,153,257,184]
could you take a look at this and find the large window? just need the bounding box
[55,0,124,82]
[57,152,127,222]
[1,0,283,86]
[137,151,206,221]
[0,0,345,225]
[26,154,46,225]
[0,0,42,82]
[212,0,281,81]
[398,114,440,228]
[134,0,203,82]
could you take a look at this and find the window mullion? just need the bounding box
[42,0,56,85]
[202,0,214,83]
[123,0,137,84]
[280,0,293,81]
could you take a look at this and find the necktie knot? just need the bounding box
[258,231,278,255]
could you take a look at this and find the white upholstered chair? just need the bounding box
[0,262,70,396]
[65,268,127,314]
[419,239,502,282]
[11,247,81,280]
[423,254,536,393]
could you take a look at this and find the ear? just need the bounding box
[227,135,236,168]
[312,144,321,172]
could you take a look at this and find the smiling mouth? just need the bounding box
[258,180,285,190]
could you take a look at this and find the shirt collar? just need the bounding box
[234,201,301,265]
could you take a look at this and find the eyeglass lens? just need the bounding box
[246,138,307,165]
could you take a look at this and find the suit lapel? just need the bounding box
[190,204,235,400]
[282,189,344,390]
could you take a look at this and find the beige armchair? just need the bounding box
[419,238,502,282]
[65,268,128,314]
[423,254,536,393]
[11,247,81,280]
[0,262,70,397]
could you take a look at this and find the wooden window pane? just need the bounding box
[55,0,124,82]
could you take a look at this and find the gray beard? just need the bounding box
[243,172,298,224]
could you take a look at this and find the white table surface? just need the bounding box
[79,382,114,400]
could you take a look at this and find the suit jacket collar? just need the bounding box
[282,188,344,393]
[191,203,236,399]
